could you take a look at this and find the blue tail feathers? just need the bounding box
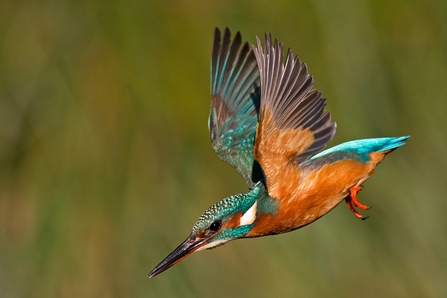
[373,136,410,152]
[309,136,410,161]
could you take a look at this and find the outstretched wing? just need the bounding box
[252,33,337,197]
[209,28,262,188]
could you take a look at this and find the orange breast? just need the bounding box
[247,156,384,237]
[250,104,392,237]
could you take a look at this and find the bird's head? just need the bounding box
[148,189,263,278]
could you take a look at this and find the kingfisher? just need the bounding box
[148,27,408,278]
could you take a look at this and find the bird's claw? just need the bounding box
[345,185,371,220]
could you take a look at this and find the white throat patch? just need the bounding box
[240,200,257,226]
[196,239,228,251]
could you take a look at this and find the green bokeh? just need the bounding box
[1,0,446,297]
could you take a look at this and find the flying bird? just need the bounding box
[148,27,408,278]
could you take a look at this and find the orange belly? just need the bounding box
[247,152,388,237]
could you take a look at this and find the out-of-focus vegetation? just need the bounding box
[1,0,446,297]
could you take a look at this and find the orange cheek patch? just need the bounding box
[223,212,243,229]
[196,231,205,238]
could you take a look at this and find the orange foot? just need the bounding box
[345,185,371,220]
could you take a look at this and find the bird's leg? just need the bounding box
[350,186,371,210]
[345,186,370,220]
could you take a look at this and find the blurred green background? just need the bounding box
[1,0,446,297]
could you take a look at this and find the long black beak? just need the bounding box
[148,236,204,278]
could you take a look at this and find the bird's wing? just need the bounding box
[209,27,262,188]
[252,34,337,197]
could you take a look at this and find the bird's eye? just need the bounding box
[209,221,221,232]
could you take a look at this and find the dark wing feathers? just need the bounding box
[253,33,337,164]
[209,28,336,185]
[209,28,261,188]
